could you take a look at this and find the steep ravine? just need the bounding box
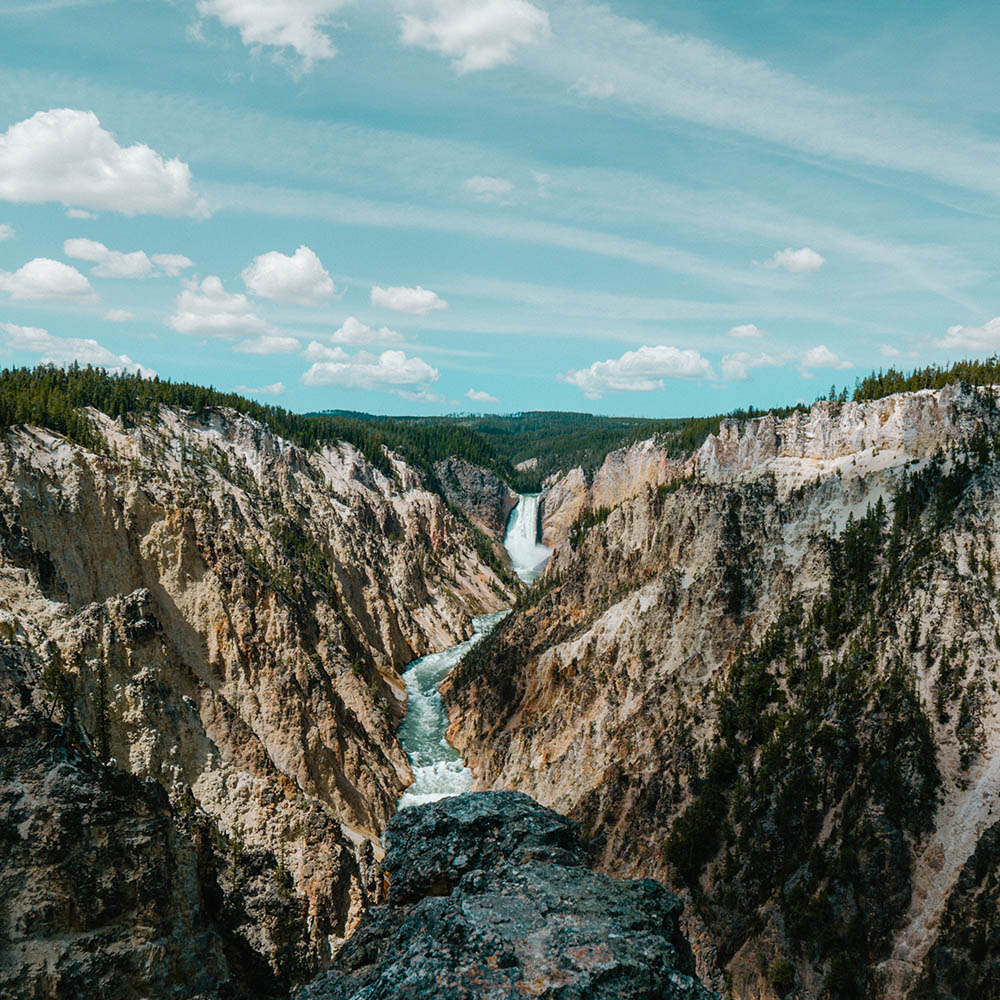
[0,404,515,996]
[443,385,1000,999]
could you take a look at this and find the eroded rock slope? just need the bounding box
[445,385,1000,999]
[0,404,514,994]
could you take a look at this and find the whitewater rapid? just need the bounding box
[396,493,550,808]
[397,609,508,809]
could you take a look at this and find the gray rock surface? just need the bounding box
[297,791,716,1000]
[434,457,519,538]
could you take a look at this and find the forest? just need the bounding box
[1,358,998,498]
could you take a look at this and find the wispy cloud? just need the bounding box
[535,0,1000,198]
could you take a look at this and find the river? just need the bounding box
[396,493,551,808]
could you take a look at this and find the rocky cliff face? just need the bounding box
[540,438,687,547]
[445,385,1000,999]
[0,405,514,994]
[434,456,520,539]
[541,385,983,547]
[296,792,717,1000]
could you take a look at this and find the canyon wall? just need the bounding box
[445,385,1000,999]
[0,405,514,995]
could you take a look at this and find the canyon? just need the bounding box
[2,378,998,999]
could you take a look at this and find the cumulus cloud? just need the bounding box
[234,381,287,396]
[728,323,764,338]
[370,284,447,315]
[720,351,783,382]
[65,241,192,280]
[936,317,1000,352]
[167,276,270,336]
[241,245,334,304]
[466,388,498,403]
[234,334,301,354]
[463,175,514,201]
[570,77,615,99]
[65,208,95,220]
[105,309,134,322]
[301,348,439,396]
[64,237,154,279]
[1,321,154,377]
[0,258,96,302]
[0,223,14,241]
[151,253,194,276]
[760,247,825,272]
[303,341,349,362]
[799,344,852,375]
[196,0,351,70]
[560,345,715,399]
[0,109,207,217]
[330,316,404,346]
[879,343,903,357]
[400,0,550,73]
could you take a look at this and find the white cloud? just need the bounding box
[151,253,194,277]
[0,109,206,217]
[760,247,825,273]
[400,0,550,73]
[560,344,715,399]
[196,0,351,70]
[330,316,403,346]
[234,381,287,396]
[535,4,1000,200]
[167,276,270,336]
[65,208,95,219]
[533,170,550,197]
[1,321,154,376]
[303,341,349,362]
[301,348,439,395]
[0,258,96,302]
[463,175,514,201]
[936,317,1000,352]
[242,245,334,304]
[104,308,134,322]
[0,223,14,241]
[879,343,903,358]
[799,344,852,375]
[728,323,764,338]
[465,387,498,403]
[721,351,783,382]
[234,334,301,354]
[64,237,154,279]
[370,284,447,315]
[570,76,615,99]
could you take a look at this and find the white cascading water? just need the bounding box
[396,494,550,809]
[397,609,508,809]
[503,493,552,583]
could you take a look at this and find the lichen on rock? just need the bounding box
[296,791,717,1000]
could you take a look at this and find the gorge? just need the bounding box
[2,366,999,1000]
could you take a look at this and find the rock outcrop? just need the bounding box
[0,404,514,991]
[445,386,1000,999]
[541,385,984,547]
[0,642,293,999]
[434,456,520,538]
[297,792,716,1000]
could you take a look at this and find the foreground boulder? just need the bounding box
[297,792,716,1000]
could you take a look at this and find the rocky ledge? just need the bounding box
[297,791,715,1000]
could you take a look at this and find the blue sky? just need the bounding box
[1,1,999,417]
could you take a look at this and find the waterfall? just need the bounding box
[395,494,551,810]
[503,493,552,584]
